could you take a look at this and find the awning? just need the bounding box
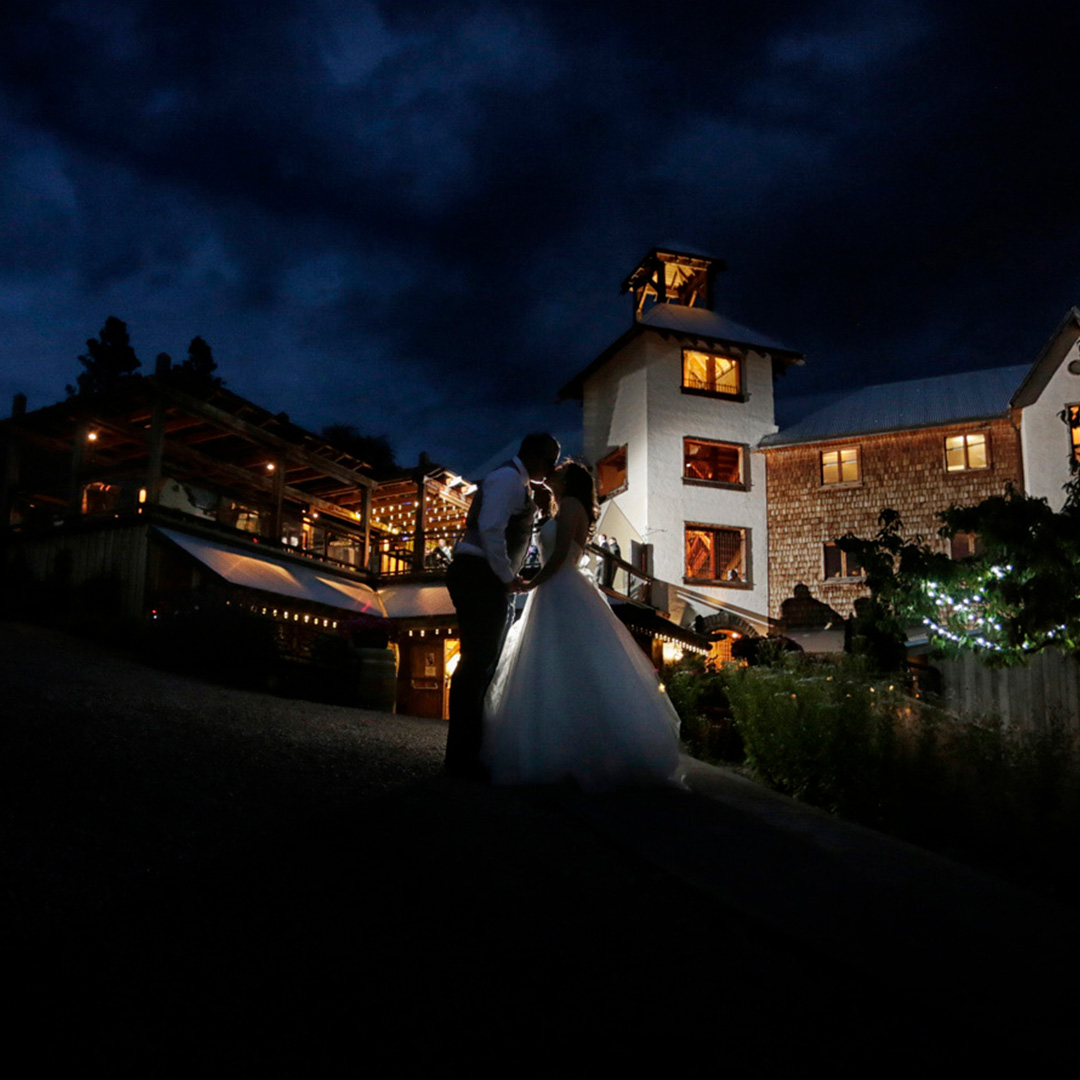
[156,526,385,616]
[610,601,712,652]
[379,581,456,619]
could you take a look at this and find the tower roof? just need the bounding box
[558,303,802,401]
[621,246,727,316]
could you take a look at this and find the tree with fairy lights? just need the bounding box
[837,458,1080,665]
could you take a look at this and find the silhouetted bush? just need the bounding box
[665,656,743,762]
[721,652,1080,898]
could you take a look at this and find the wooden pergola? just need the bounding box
[2,369,377,569]
[371,456,474,578]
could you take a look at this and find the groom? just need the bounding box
[445,432,560,779]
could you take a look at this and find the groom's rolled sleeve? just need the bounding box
[477,468,523,585]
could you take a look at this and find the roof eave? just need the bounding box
[558,322,804,402]
[1009,306,1080,408]
[759,409,1013,450]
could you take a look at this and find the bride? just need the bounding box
[481,461,684,792]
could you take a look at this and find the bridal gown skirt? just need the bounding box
[481,555,683,792]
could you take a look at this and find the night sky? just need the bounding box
[2,1,1078,474]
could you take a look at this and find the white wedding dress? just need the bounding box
[482,519,684,792]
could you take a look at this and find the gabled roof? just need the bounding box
[761,364,1029,447]
[1010,306,1080,408]
[637,303,797,353]
[559,304,803,401]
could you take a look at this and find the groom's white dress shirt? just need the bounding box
[455,456,532,584]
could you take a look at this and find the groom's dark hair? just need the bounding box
[518,432,560,462]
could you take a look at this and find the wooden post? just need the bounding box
[270,454,286,541]
[0,399,22,529]
[412,472,426,573]
[145,388,166,506]
[362,485,371,574]
[69,424,87,519]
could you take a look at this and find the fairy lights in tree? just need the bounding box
[838,476,1080,665]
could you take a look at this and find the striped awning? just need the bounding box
[156,526,385,616]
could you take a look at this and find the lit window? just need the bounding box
[596,445,627,499]
[1069,405,1079,465]
[823,542,862,580]
[80,481,123,515]
[945,433,988,472]
[949,532,984,561]
[224,501,262,535]
[821,447,860,485]
[682,349,741,396]
[684,439,743,486]
[685,525,747,583]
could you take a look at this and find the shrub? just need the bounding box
[722,653,1080,898]
[664,656,742,762]
[725,654,920,823]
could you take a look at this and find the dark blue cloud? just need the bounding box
[1,0,1078,471]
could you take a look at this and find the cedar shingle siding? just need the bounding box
[764,417,1022,622]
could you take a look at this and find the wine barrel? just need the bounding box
[355,647,397,712]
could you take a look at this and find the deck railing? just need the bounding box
[581,542,652,606]
[373,532,655,606]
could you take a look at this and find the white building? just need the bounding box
[559,247,803,636]
[561,249,1078,649]
[1012,305,1080,512]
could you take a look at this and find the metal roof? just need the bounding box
[559,303,802,401]
[762,364,1030,447]
[637,302,798,354]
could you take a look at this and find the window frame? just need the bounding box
[944,431,990,473]
[596,444,628,501]
[820,445,861,486]
[1068,405,1079,467]
[949,531,984,561]
[823,541,863,581]
[680,348,744,401]
[684,523,751,587]
[682,437,748,489]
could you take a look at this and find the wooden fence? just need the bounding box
[934,648,1080,728]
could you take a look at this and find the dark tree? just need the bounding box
[164,336,223,394]
[67,316,141,396]
[183,336,221,386]
[320,423,397,478]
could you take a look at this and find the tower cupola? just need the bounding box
[621,247,726,319]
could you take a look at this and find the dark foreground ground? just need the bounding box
[4,621,1078,1072]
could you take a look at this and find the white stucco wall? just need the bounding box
[641,337,776,618]
[581,327,781,622]
[1020,337,1080,511]
[583,337,651,539]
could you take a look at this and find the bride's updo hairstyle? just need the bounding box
[560,461,599,533]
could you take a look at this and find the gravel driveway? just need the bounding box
[5,621,1076,1072]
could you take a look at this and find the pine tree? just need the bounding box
[181,336,221,387]
[161,336,224,394]
[67,316,141,396]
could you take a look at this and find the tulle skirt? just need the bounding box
[481,562,683,792]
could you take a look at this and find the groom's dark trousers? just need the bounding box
[445,553,513,777]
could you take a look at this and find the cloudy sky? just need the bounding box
[2,0,1078,472]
